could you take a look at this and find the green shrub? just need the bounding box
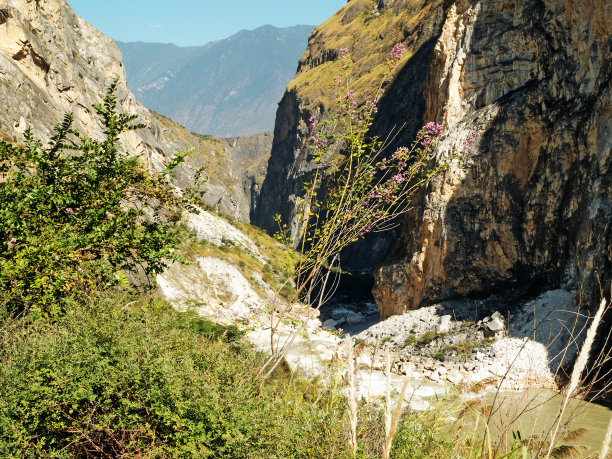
[417,330,438,346]
[404,333,417,346]
[0,81,197,316]
[0,292,458,457]
[0,294,279,456]
[390,418,452,458]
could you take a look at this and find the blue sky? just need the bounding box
[67,0,346,47]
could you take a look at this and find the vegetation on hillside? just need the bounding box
[0,71,606,458]
[0,83,454,457]
[290,0,442,107]
[0,292,460,457]
[0,80,204,318]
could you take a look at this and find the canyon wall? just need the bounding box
[374,0,610,319]
[255,0,449,268]
[0,0,269,222]
[256,0,611,316]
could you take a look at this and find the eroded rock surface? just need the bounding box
[254,0,610,320]
[373,0,610,319]
[0,0,162,166]
[355,289,586,389]
[0,0,270,222]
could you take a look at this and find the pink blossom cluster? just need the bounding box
[344,90,356,104]
[364,100,378,116]
[390,42,406,67]
[423,122,443,136]
[391,147,409,168]
[310,133,327,150]
[308,115,318,131]
[462,131,477,150]
[308,115,329,150]
[418,122,444,151]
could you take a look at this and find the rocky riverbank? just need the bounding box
[157,209,592,400]
[324,289,586,391]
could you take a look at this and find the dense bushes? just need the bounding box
[0,295,269,456]
[0,293,450,457]
[0,83,456,457]
[0,81,195,317]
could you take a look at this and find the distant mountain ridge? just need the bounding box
[116,25,313,137]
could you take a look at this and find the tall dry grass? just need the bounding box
[600,414,612,459]
[345,335,358,458]
[545,297,608,458]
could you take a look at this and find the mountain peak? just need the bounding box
[118,25,313,137]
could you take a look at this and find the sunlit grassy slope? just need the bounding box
[289,0,443,107]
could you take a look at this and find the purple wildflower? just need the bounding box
[390,42,406,63]
[365,99,378,115]
[65,207,74,214]
[462,131,477,150]
[423,122,443,136]
[308,115,318,132]
[392,147,409,159]
[339,48,349,57]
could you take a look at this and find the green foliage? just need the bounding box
[390,418,452,458]
[404,333,417,346]
[0,293,454,457]
[0,81,197,316]
[0,294,255,456]
[417,330,438,346]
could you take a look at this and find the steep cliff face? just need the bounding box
[255,0,447,267]
[256,0,610,317]
[149,113,272,222]
[0,0,162,166]
[374,0,610,319]
[224,132,273,220]
[0,0,269,222]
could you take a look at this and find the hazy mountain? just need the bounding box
[116,25,313,137]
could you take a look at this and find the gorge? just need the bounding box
[0,0,611,455]
[255,0,610,356]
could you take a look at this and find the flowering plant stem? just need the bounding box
[258,44,476,385]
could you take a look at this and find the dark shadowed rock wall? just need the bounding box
[255,0,610,319]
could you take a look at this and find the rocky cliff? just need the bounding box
[0,0,269,222]
[0,0,163,166]
[255,0,610,319]
[149,113,272,222]
[254,0,448,267]
[373,0,610,320]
